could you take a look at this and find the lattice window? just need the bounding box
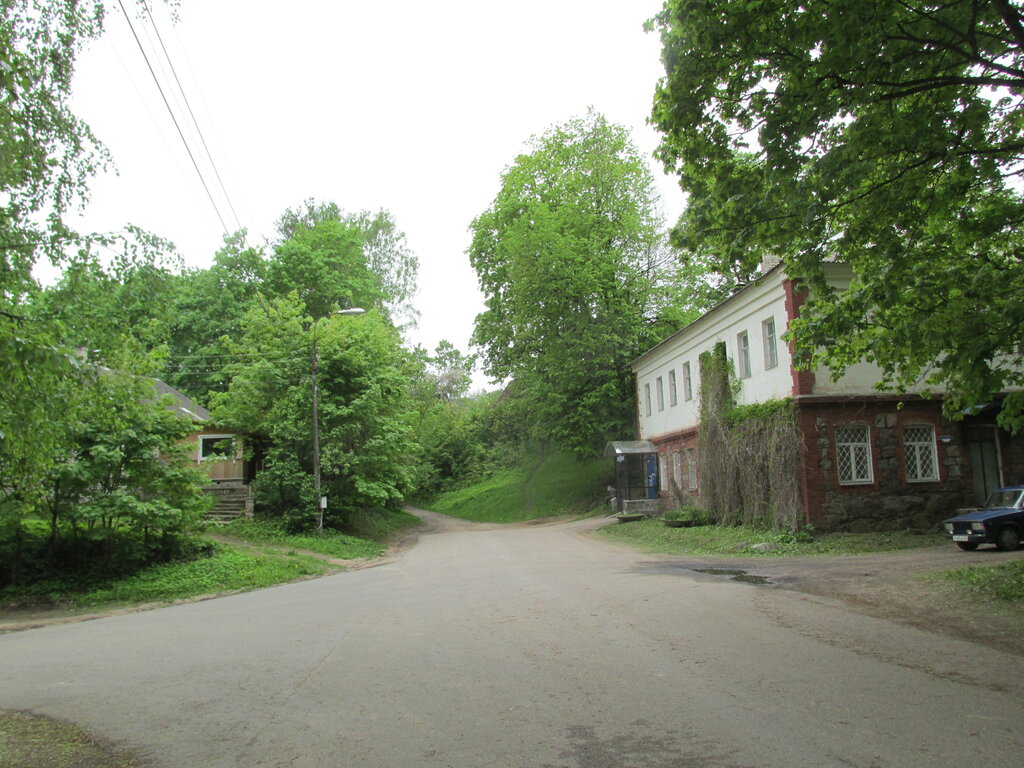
[687,448,698,490]
[672,451,682,489]
[836,425,873,484]
[682,361,693,401]
[656,376,665,411]
[659,454,668,491]
[668,370,678,406]
[904,425,938,482]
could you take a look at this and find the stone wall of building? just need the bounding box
[798,398,974,531]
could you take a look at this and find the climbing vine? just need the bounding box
[696,343,803,530]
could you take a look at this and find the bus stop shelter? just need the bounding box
[603,440,661,516]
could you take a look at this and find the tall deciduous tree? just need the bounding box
[650,0,1024,428]
[274,200,419,326]
[211,298,417,530]
[1,1,177,540]
[470,111,680,456]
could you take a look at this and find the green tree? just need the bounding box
[470,110,683,456]
[34,228,184,358]
[274,200,419,325]
[650,0,1024,428]
[1,1,177,557]
[164,231,267,403]
[211,297,417,530]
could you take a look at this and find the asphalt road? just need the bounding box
[2,512,1022,768]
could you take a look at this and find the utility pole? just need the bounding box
[311,308,365,531]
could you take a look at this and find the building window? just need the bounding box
[200,435,235,461]
[904,425,939,482]
[668,369,678,406]
[656,376,665,411]
[836,425,873,485]
[682,361,693,401]
[659,454,668,491]
[644,383,652,417]
[762,317,778,370]
[737,331,751,378]
[687,448,698,490]
[672,451,682,490]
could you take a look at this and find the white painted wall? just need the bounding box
[633,268,793,440]
[631,262,949,442]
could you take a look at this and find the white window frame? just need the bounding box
[672,451,682,489]
[737,331,751,379]
[656,376,665,412]
[199,434,236,462]
[644,383,652,417]
[762,317,778,370]
[836,425,874,485]
[682,361,693,401]
[904,425,939,482]
[668,369,678,407]
[659,454,668,492]
[687,448,698,490]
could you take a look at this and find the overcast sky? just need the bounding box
[68,0,685,389]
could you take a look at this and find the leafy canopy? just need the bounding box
[470,110,686,456]
[650,0,1024,428]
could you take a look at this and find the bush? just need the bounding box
[662,504,712,525]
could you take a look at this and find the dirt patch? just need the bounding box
[639,543,1024,656]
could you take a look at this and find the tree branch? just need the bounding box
[993,0,1024,50]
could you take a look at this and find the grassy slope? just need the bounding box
[1,513,418,611]
[424,451,613,523]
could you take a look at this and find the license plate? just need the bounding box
[953,535,970,542]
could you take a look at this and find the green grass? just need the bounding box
[425,451,612,523]
[940,560,1024,601]
[597,518,947,557]
[0,709,143,768]
[218,518,385,559]
[1,544,334,610]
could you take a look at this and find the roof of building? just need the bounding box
[151,378,211,422]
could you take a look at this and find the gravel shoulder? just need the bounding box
[591,520,1024,657]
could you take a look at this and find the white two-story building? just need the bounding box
[631,262,1023,530]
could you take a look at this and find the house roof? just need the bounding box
[151,378,211,422]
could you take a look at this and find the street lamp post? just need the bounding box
[312,308,365,531]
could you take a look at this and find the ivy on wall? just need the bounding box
[696,343,804,530]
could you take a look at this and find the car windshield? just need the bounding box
[985,489,1024,509]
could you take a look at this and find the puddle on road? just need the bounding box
[692,567,772,585]
[632,562,773,585]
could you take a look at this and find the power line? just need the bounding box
[115,0,232,236]
[140,1,246,237]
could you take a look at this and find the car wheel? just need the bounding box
[955,542,979,551]
[995,527,1021,551]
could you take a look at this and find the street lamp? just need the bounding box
[312,308,365,531]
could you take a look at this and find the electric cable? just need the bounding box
[140,1,246,236]
[115,0,231,236]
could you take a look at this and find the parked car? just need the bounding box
[943,486,1024,551]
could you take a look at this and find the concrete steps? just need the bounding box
[204,484,253,523]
